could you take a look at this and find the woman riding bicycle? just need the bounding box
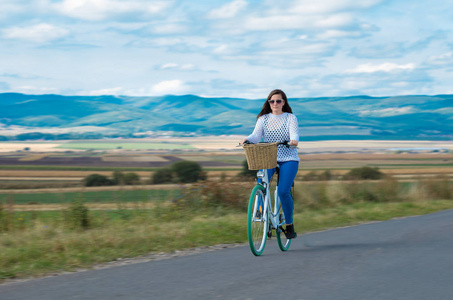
[241,89,300,239]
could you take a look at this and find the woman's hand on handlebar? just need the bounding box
[240,139,253,145]
[238,139,250,146]
[289,140,298,147]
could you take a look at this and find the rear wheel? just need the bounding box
[247,185,268,256]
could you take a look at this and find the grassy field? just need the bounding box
[0,189,175,205]
[1,176,453,282]
[1,198,452,282]
[0,138,452,282]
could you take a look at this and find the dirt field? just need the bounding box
[0,138,452,183]
[0,143,66,152]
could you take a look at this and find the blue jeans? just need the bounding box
[266,161,299,225]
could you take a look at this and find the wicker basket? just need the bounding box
[243,142,278,170]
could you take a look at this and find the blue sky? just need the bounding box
[0,0,452,99]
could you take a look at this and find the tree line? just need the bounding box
[83,161,206,186]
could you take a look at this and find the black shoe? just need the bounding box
[267,223,273,238]
[284,224,297,239]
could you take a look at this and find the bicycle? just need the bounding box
[239,141,296,256]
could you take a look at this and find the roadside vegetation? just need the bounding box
[0,165,452,282]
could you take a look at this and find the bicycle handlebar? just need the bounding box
[238,140,298,149]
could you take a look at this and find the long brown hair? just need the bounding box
[257,89,293,119]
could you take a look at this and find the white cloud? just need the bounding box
[242,0,382,32]
[87,87,123,95]
[150,37,184,47]
[256,37,335,59]
[2,23,69,43]
[244,13,355,31]
[315,13,354,28]
[54,0,170,21]
[213,44,234,55]
[152,80,187,94]
[159,63,178,69]
[158,63,195,71]
[208,0,248,19]
[244,15,310,31]
[427,52,453,66]
[1,1,452,98]
[0,1,24,17]
[341,79,369,91]
[14,85,60,94]
[151,23,187,34]
[346,63,416,74]
[291,0,383,14]
[317,29,365,39]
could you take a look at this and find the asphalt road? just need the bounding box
[2,209,453,300]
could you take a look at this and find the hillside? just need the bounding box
[0,93,452,140]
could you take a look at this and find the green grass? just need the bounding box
[1,200,453,281]
[0,189,175,204]
[0,213,246,280]
[369,163,453,167]
[295,201,453,233]
[1,177,452,282]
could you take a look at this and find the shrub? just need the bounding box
[319,170,333,181]
[302,170,319,181]
[64,199,90,230]
[123,172,140,185]
[375,176,401,202]
[112,171,123,185]
[83,174,113,187]
[420,175,452,200]
[293,179,402,208]
[302,170,333,181]
[343,166,383,180]
[0,202,9,232]
[172,181,249,213]
[0,197,15,232]
[297,182,330,208]
[113,171,140,185]
[152,168,173,184]
[345,183,379,202]
[171,161,205,183]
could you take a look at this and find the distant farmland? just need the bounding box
[55,141,195,150]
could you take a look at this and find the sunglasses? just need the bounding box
[268,100,284,104]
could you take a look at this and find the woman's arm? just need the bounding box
[242,116,264,144]
[289,114,299,146]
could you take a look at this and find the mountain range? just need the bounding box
[0,93,452,140]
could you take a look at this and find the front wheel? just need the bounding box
[276,208,291,251]
[247,185,268,256]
